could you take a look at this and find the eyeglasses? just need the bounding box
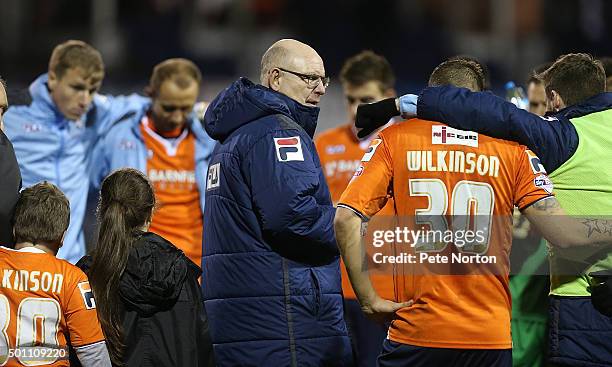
[276,67,330,89]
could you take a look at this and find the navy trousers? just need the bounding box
[377,339,512,367]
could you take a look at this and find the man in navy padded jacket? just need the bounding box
[201,39,353,366]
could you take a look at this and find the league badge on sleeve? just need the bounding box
[534,174,554,194]
[361,139,382,162]
[78,281,96,310]
[525,149,547,174]
[274,136,304,162]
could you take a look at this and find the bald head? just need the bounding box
[259,39,327,106]
[0,78,7,132]
[260,39,323,85]
[260,39,329,106]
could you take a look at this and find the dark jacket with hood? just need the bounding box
[78,232,214,367]
[202,78,352,366]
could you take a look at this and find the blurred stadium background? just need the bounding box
[1,0,611,131]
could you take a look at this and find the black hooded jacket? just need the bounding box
[78,232,214,367]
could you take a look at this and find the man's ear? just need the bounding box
[550,90,565,111]
[144,85,155,98]
[268,69,281,92]
[58,230,66,249]
[48,71,58,91]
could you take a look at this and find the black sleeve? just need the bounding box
[196,281,216,367]
[0,131,21,246]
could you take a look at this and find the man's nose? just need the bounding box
[313,81,326,95]
[170,110,185,123]
[349,103,359,117]
[79,91,93,107]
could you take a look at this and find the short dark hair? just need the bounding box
[539,53,605,106]
[447,55,490,90]
[13,182,70,246]
[340,50,395,91]
[428,58,486,92]
[148,58,202,96]
[527,62,552,86]
[599,57,612,77]
[49,40,104,79]
[599,57,612,92]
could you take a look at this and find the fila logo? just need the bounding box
[274,136,304,162]
[432,126,478,147]
[207,163,220,190]
[361,139,382,162]
[78,281,96,310]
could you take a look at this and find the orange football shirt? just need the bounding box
[315,123,395,300]
[141,116,203,266]
[338,119,552,349]
[0,246,104,366]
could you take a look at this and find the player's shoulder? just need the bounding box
[479,133,526,156]
[380,118,439,136]
[0,247,85,276]
[4,103,40,124]
[60,259,88,279]
[45,255,89,283]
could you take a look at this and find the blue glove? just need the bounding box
[398,94,418,118]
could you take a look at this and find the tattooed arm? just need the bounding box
[522,197,612,249]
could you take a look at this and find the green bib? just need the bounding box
[548,109,612,296]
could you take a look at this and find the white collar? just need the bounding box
[1,246,47,254]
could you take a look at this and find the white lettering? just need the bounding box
[148,169,196,184]
[41,272,52,292]
[1,270,63,294]
[451,253,497,264]
[2,270,13,289]
[405,150,500,178]
[30,271,40,291]
[476,154,489,176]
[465,153,476,174]
[408,151,421,171]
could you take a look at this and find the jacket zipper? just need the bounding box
[282,259,298,367]
[56,125,65,187]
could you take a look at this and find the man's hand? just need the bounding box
[360,295,413,324]
[355,98,399,139]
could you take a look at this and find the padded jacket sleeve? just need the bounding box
[244,129,338,263]
[416,85,578,172]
